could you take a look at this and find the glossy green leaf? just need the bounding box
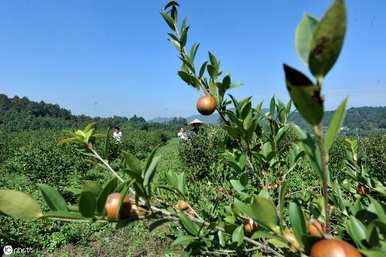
[81,180,102,197]
[143,155,160,195]
[122,151,142,174]
[232,225,244,246]
[160,11,176,31]
[218,230,226,247]
[96,177,117,214]
[284,64,323,126]
[295,13,319,65]
[180,26,189,48]
[0,190,43,219]
[325,98,348,151]
[309,0,347,78]
[189,43,200,63]
[178,213,200,236]
[38,184,67,211]
[79,191,96,218]
[234,197,278,228]
[346,216,367,247]
[368,196,386,223]
[289,202,307,248]
[172,235,196,247]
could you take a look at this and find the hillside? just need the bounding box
[0,94,187,131]
[1,93,385,134]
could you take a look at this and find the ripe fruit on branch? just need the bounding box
[307,220,325,237]
[243,218,258,236]
[283,229,301,250]
[105,193,132,221]
[310,239,362,257]
[196,95,217,115]
[178,200,189,210]
[217,186,225,200]
[356,183,370,196]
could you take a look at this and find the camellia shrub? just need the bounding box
[0,1,385,257]
[178,127,233,181]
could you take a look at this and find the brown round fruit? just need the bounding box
[310,239,362,257]
[284,229,301,250]
[243,218,258,236]
[308,220,325,237]
[105,193,132,221]
[356,183,369,196]
[196,95,217,115]
[178,200,189,210]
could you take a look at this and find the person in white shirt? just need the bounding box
[112,126,122,143]
[177,127,188,141]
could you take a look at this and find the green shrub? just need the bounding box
[178,127,233,181]
[359,133,386,181]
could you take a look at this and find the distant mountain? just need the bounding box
[151,106,386,135]
[149,117,174,123]
[186,113,221,124]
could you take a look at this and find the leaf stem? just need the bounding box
[314,124,330,232]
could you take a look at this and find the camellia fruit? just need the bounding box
[196,95,217,115]
[105,193,132,221]
[178,200,189,210]
[310,239,362,257]
[308,220,325,237]
[243,218,258,236]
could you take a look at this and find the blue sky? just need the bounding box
[0,0,385,119]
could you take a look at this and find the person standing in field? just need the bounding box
[178,127,189,141]
[112,126,122,143]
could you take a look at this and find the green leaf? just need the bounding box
[309,0,347,78]
[368,196,386,223]
[0,190,43,219]
[234,197,278,228]
[38,184,67,211]
[172,235,196,247]
[284,64,323,126]
[346,216,367,247]
[180,26,189,48]
[178,213,200,236]
[122,151,142,174]
[301,133,323,179]
[160,11,176,31]
[359,250,386,257]
[79,191,96,218]
[269,97,276,115]
[81,180,102,197]
[232,225,244,246]
[218,230,226,247]
[295,13,319,65]
[96,177,117,214]
[189,43,200,63]
[324,98,348,151]
[199,61,208,78]
[44,210,84,219]
[143,155,161,195]
[230,180,246,194]
[289,202,307,248]
[144,146,160,176]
